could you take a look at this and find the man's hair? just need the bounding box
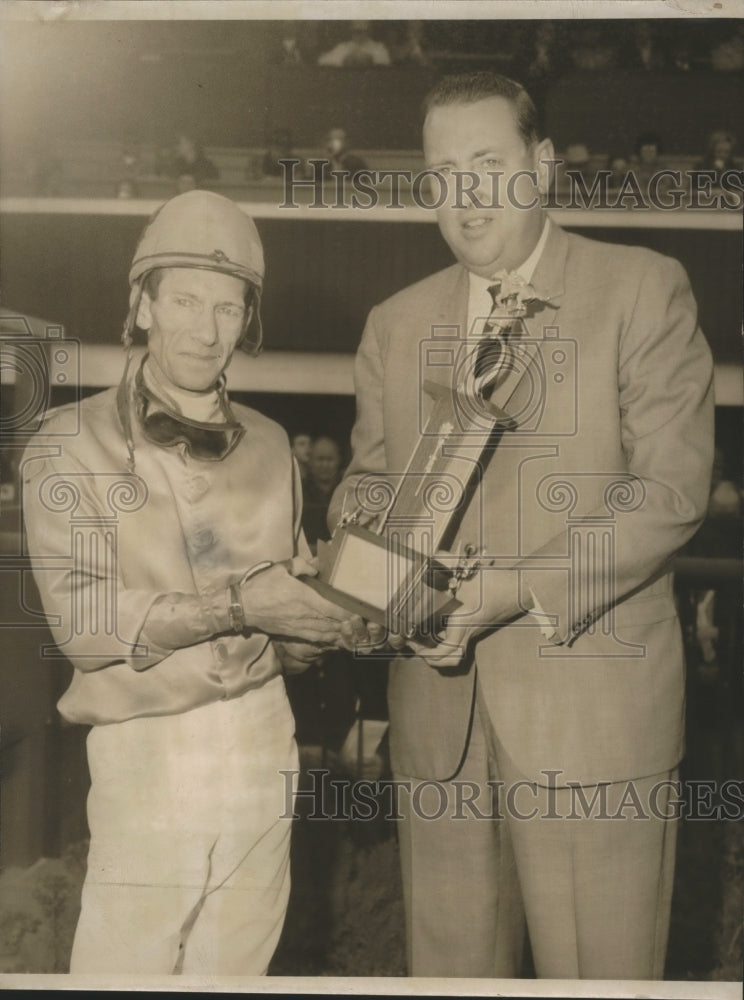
[312,435,341,455]
[634,131,662,156]
[142,268,166,300]
[422,72,540,147]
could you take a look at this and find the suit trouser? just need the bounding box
[395,683,679,979]
[70,676,298,976]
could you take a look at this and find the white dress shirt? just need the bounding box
[466,217,551,338]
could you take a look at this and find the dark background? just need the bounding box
[1,20,741,152]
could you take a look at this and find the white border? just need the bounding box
[0,3,741,997]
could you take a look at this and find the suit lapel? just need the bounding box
[530,220,568,310]
[419,265,470,394]
[436,264,470,334]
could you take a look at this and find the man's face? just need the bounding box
[292,434,312,465]
[639,142,659,165]
[309,439,341,486]
[177,136,196,161]
[327,129,347,155]
[713,136,733,160]
[423,97,553,279]
[138,268,248,393]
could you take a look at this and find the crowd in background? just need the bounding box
[270,18,744,74]
[13,18,742,200]
[102,123,741,203]
[285,431,389,778]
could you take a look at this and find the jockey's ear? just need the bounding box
[134,284,153,332]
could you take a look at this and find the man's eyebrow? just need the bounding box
[427,148,507,166]
[170,289,244,308]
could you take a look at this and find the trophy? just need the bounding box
[304,326,544,646]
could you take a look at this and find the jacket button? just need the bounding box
[215,642,229,661]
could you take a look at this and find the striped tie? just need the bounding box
[473,282,510,389]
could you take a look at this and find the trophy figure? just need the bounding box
[304,324,543,646]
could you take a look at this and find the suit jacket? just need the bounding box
[330,223,714,786]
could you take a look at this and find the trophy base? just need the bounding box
[304,524,461,648]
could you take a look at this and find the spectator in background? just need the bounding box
[166,134,219,190]
[287,432,388,778]
[627,22,666,71]
[694,129,742,187]
[562,142,592,179]
[273,22,304,64]
[318,20,391,68]
[569,23,619,71]
[120,141,141,179]
[256,128,299,179]
[523,21,568,81]
[630,130,666,186]
[322,128,368,181]
[710,23,744,72]
[301,436,343,556]
[683,445,743,774]
[385,21,429,66]
[606,152,631,189]
[116,179,137,199]
[287,433,355,764]
[291,432,313,482]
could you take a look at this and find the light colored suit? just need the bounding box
[331,222,715,979]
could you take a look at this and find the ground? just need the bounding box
[0,763,741,981]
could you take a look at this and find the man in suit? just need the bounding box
[330,72,714,980]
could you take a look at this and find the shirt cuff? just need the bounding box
[526,586,561,643]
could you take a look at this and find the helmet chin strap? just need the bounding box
[121,281,145,350]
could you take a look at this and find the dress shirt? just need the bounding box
[466,217,550,339]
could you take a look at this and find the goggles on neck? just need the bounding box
[117,355,245,467]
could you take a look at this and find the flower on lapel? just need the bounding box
[484,269,550,337]
[490,269,538,318]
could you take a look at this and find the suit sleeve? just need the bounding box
[328,305,390,530]
[520,254,715,644]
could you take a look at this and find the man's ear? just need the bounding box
[134,287,153,331]
[534,137,556,197]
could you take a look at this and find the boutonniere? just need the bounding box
[490,269,538,315]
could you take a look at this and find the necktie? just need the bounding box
[473,282,510,390]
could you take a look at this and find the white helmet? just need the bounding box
[123,190,264,355]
